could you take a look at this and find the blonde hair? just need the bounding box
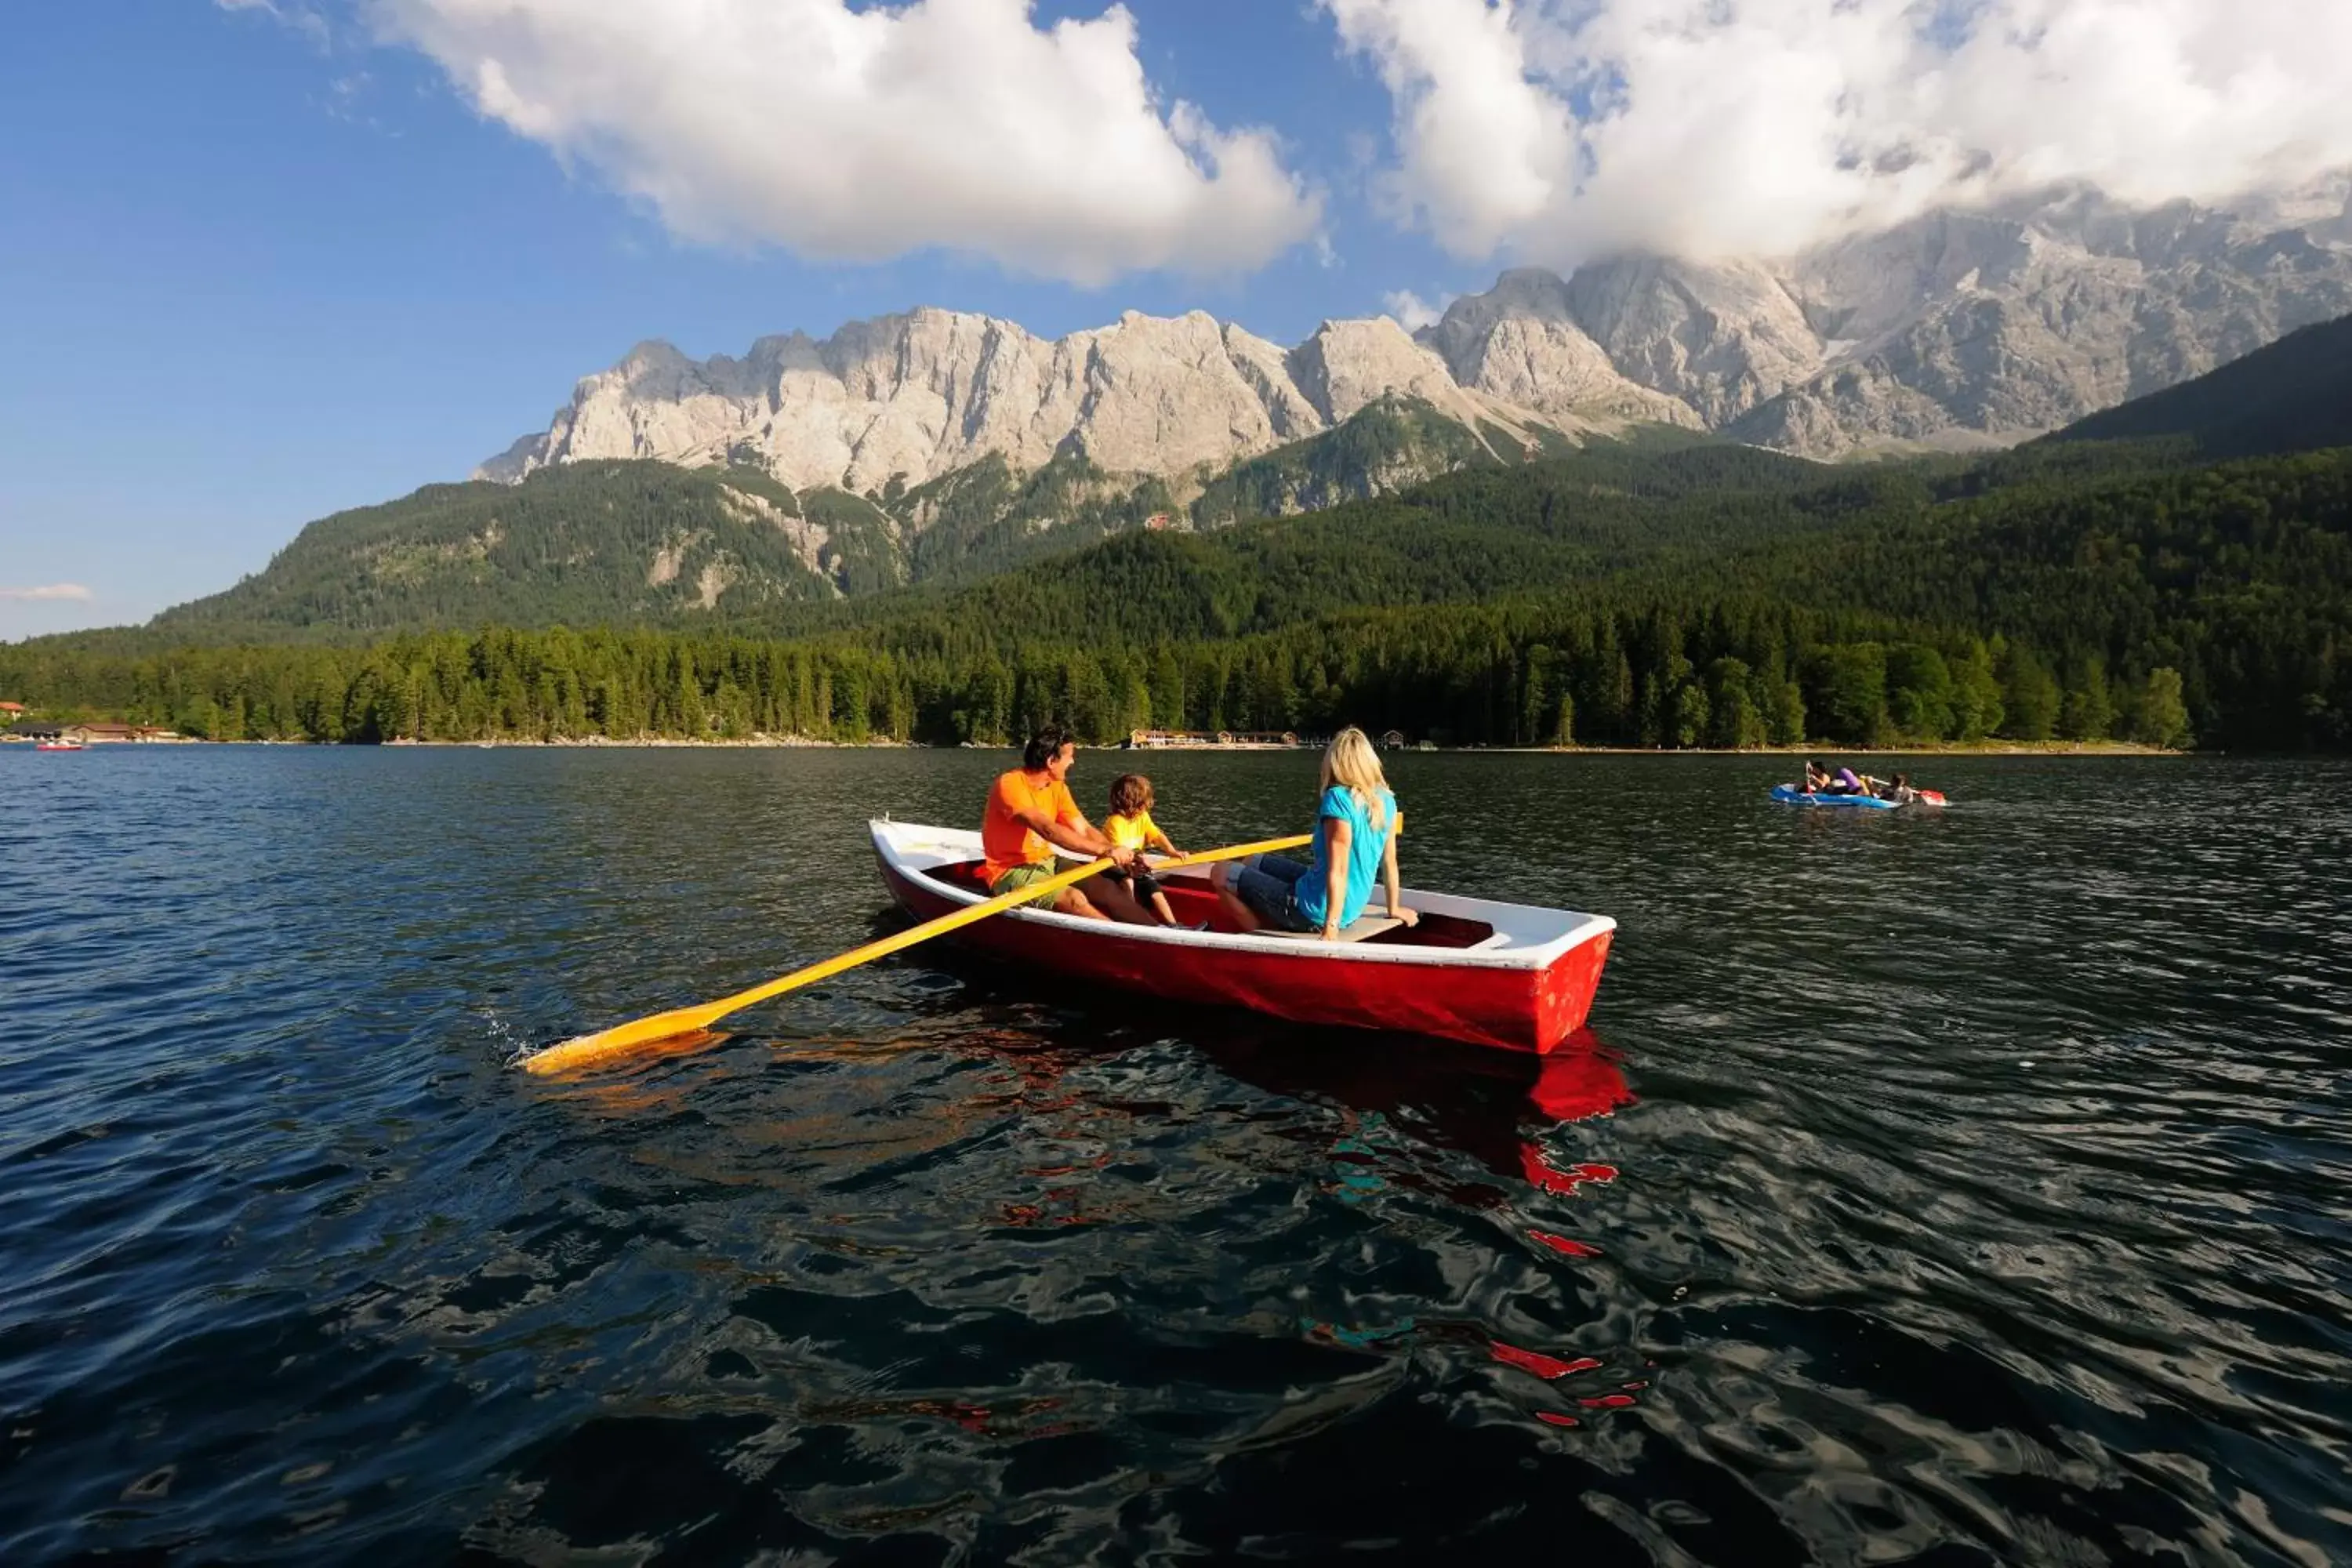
[1320,727,1391,833]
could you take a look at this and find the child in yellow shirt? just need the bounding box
[1105,773,1185,926]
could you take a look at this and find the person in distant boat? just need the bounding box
[1212,726,1418,941]
[1802,760,1833,793]
[982,727,1152,923]
[1826,765,1869,795]
[1103,773,1187,927]
[1886,771,1919,805]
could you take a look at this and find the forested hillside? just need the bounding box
[147,397,1584,642]
[152,462,866,637]
[11,444,2347,750]
[2045,312,2352,459]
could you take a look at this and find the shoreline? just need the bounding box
[7,735,2183,756]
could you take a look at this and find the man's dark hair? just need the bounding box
[1024,726,1075,771]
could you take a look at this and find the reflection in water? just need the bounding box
[4,747,2350,1563]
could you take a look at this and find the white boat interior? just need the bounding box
[872,819,1614,971]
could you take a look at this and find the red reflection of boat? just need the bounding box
[1526,1036,1636,1122]
[1527,1230,1601,1258]
[1490,1342,1602,1380]
[1520,1148,1619,1196]
[872,820,1615,1054]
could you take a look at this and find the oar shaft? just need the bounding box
[520,830,1311,1076]
[701,852,1117,1017]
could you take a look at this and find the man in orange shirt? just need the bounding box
[982,727,1150,922]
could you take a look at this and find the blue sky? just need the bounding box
[2,0,2340,637]
[0,1,1483,637]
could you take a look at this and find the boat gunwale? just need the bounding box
[871,819,1614,972]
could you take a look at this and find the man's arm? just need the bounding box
[1013,804,1132,866]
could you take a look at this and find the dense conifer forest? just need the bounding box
[7,434,2345,750]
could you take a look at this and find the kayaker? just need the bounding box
[981,727,1150,923]
[1103,773,1186,927]
[1802,760,1832,793]
[1211,726,1420,941]
[1827,765,1867,795]
[1886,771,1919,804]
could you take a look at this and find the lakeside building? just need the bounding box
[1126,729,1305,750]
[4,721,183,744]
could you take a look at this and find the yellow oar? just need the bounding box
[520,833,1312,1077]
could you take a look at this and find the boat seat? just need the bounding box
[1253,916,1405,943]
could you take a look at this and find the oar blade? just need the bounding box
[520,1004,724,1076]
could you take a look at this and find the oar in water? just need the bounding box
[520,833,1312,1077]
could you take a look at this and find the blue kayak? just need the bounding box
[1770,785,1899,809]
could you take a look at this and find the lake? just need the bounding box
[2,746,2347,1563]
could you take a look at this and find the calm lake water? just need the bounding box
[2,746,2347,1563]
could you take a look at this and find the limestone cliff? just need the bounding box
[483,183,2352,475]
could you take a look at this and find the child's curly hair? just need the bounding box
[1109,773,1154,817]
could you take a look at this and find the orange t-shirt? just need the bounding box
[982,768,1082,882]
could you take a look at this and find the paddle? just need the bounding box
[1860,771,1947,806]
[519,832,1312,1076]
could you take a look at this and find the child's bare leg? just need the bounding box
[1150,890,1178,925]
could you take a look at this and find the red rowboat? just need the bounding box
[871,819,1616,1054]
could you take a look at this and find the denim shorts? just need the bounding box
[1232,855,1319,933]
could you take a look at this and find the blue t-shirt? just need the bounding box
[1294,786,1396,929]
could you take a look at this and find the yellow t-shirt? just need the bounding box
[1105,809,1157,853]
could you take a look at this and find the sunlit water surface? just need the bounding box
[2,747,2347,1563]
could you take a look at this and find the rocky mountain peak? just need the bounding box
[479,183,2352,480]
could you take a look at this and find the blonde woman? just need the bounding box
[1212,727,1419,940]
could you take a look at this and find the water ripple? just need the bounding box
[0,747,2346,1563]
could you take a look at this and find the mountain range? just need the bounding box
[100,177,2352,644]
[483,180,2352,496]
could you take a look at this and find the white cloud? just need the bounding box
[368,0,1322,285]
[1382,289,1451,330]
[216,0,331,47]
[1324,0,2352,264]
[0,584,95,603]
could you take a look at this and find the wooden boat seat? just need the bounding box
[1253,915,1406,943]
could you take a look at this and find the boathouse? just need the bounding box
[1126,729,1303,749]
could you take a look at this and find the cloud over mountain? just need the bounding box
[1325,0,2352,264]
[371,0,1320,285]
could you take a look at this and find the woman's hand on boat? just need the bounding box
[1392,906,1420,927]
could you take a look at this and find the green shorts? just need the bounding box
[988,862,1062,908]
